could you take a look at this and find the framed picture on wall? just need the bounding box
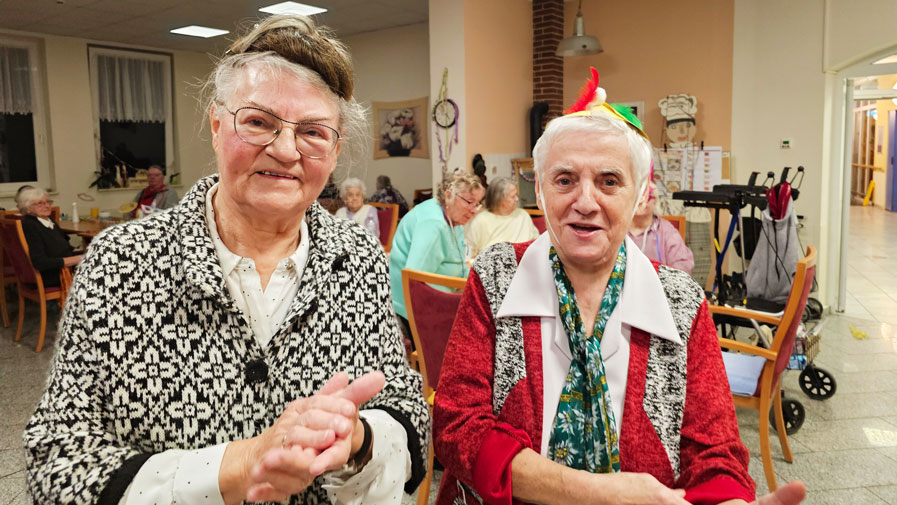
[372,97,430,159]
[618,101,645,126]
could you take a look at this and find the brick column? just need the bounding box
[533,0,565,126]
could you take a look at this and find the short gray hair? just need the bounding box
[532,111,652,196]
[17,187,48,213]
[339,177,366,198]
[484,177,516,212]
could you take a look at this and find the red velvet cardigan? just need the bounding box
[433,241,754,505]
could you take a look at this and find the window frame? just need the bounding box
[87,45,175,185]
[0,35,53,195]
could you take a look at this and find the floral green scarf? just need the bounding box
[547,243,627,473]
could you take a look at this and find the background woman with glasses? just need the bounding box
[25,15,429,505]
[388,171,484,339]
[16,186,82,287]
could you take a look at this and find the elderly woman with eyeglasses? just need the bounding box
[388,172,484,333]
[16,187,82,286]
[335,177,379,238]
[465,177,540,259]
[25,15,429,505]
[433,70,805,505]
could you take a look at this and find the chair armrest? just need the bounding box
[719,337,777,360]
[708,304,783,326]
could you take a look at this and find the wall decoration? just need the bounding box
[658,94,698,147]
[373,97,429,159]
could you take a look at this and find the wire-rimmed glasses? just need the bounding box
[454,192,482,210]
[226,106,341,159]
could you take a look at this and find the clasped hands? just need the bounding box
[220,371,385,504]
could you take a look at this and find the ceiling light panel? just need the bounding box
[259,1,328,16]
[170,25,229,38]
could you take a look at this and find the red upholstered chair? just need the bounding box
[402,268,466,505]
[524,208,546,234]
[0,215,72,352]
[368,202,399,253]
[709,245,816,492]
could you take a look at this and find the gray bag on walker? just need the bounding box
[745,199,800,305]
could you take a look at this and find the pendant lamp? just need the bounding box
[556,0,603,57]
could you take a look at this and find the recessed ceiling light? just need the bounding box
[170,25,229,38]
[873,54,897,65]
[259,1,327,16]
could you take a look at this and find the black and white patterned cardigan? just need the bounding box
[23,175,430,505]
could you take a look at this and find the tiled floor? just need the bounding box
[3,205,897,505]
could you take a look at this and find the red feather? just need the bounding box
[564,67,600,114]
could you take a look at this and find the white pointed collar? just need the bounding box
[496,234,682,346]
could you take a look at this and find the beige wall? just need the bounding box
[344,23,431,203]
[464,0,532,160]
[563,0,734,149]
[429,0,467,188]
[0,29,214,214]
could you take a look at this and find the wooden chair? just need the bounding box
[661,214,687,240]
[0,215,73,352]
[412,188,433,207]
[402,269,467,505]
[0,208,57,327]
[368,202,399,253]
[524,208,546,234]
[708,245,816,492]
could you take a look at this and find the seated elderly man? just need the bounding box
[133,164,179,212]
[433,68,805,505]
[335,177,380,238]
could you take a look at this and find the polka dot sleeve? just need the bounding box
[321,409,412,505]
[118,443,228,505]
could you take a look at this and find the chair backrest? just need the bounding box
[412,188,433,207]
[368,202,399,253]
[524,208,547,234]
[661,215,687,240]
[402,268,467,396]
[0,216,40,285]
[767,245,816,388]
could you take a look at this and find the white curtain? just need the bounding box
[0,45,33,115]
[95,54,166,123]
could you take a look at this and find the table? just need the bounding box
[57,219,123,241]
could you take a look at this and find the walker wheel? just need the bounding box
[799,366,837,400]
[770,397,805,435]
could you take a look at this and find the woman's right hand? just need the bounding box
[219,371,384,504]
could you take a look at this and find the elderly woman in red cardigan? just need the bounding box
[433,69,806,505]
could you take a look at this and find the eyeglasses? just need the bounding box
[454,192,482,209]
[33,199,53,206]
[225,106,341,159]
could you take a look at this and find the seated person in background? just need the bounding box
[465,176,539,259]
[17,187,82,286]
[335,177,380,238]
[628,182,694,273]
[433,69,805,505]
[389,171,483,336]
[133,165,179,212]
[369,175,410,217]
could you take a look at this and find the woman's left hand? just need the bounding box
[719,481,806,505]
[242,371,385,502]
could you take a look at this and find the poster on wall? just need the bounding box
[372,97,430,159]
[652,146,723,215]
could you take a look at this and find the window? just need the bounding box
[0,37,52,192]
[88,46,174,189]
